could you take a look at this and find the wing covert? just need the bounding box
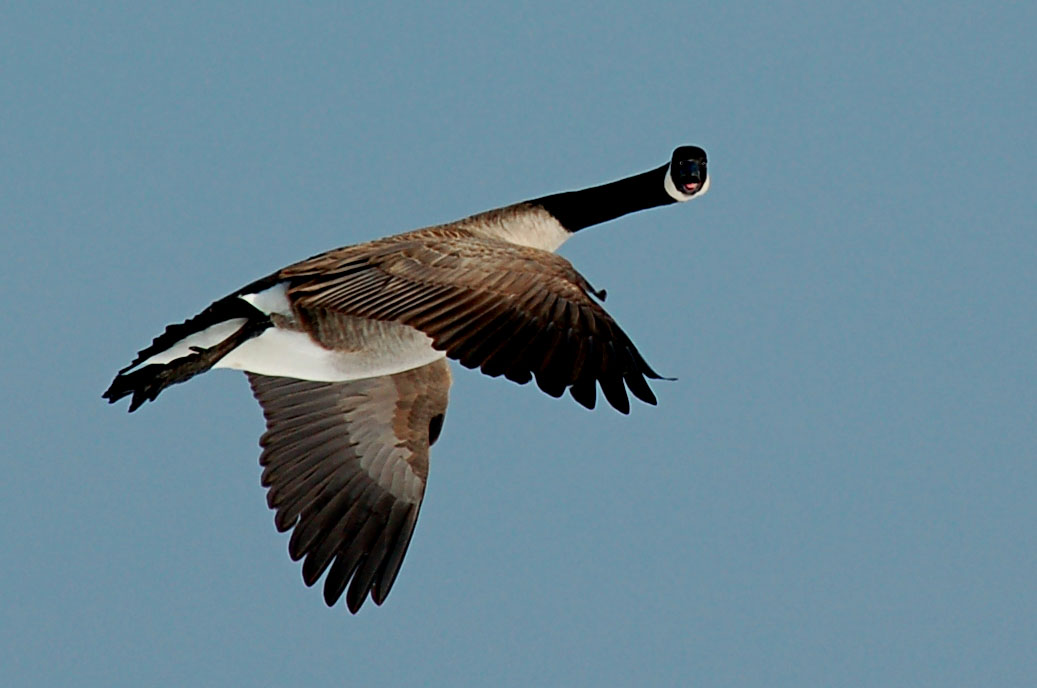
[280,232,665,413]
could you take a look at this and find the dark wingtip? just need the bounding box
[534,370,567,398]
[600,378,630,415]
[345,586,366,615]
[633,349,675,382]
[624,372,658,406]
[568,377,597,410]
[323,582,343,608]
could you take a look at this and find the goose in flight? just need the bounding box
[104,145,710,613]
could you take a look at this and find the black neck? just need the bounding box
[530,163,674,232]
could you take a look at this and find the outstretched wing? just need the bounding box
[280,230,666,414]
[247,358,451,613]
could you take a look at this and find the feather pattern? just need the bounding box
[247,358,451,612]
[276,227,665,412]
[104,145,711,614]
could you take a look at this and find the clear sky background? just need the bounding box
[2,2,1034,686]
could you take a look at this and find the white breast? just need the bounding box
[461,205,571,252]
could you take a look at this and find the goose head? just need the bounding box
[665,145,710,202]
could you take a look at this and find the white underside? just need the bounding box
[231,283,444,381]
[214,323,445,382]
[131,281,445,382]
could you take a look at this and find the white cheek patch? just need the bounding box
[664,166,711,202]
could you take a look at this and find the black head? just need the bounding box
[666,145,709,201]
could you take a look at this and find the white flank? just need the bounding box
[240,282,292,315]
[664,167,711,202]
[129,319,248,371]
[214,320,445,382]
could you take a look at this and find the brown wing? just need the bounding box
[279,230,665,414]
[247,358,451,613]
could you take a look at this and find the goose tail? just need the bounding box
[103,293,272,412]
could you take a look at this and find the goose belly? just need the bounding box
[214,318,444,382]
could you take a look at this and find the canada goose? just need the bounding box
[104,145,709,613]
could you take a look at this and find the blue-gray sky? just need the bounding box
[2,2,1034,686]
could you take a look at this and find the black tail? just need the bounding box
[104,293,273,412]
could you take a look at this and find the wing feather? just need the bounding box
[279,230,665,413]
[247,357,451,612]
